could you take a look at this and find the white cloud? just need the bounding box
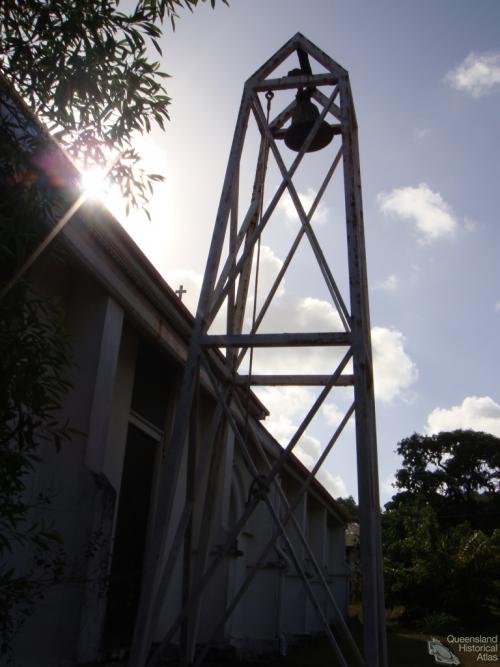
[426,396,500,437]
[445,52,500,97]
[317,469,347,498]
[414,127,430,140]
[373,274,399,292]
[371,327,418,403]
[170,253,418,407]
[252,244,286,302]
[463,217,477,233]
[254,386,321,471]
[248,294,345,375]
[253,319,417,406]
[278,187,329,227]
[171,244,285,331]
[256,386,316,426]
[494,301,500,313]
[256,387,322,467]
[256,387,347,498]
[253,327,417,495]
[322,401,348,427]
[381,474,396,498]
[295,433,322,469]
[281,295,343,332]
[236,250,417,497]
[377,183,458,243]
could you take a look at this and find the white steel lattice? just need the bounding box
[129,33,387,667]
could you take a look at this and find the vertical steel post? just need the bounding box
[340,75,388,667]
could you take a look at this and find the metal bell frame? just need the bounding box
[129,32,388,667]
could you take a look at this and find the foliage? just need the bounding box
[0,0,230,653]
[0,278,72,651]
[335,495,359,521]
[383,499,500,622]
[0,91,75,654]
[387,429,500,532]
[0,0,228,216]
[420,611,462,634]
[383,430,500,624]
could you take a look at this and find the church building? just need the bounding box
[1,74,351,667]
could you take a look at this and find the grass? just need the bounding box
[98,609,498,666]
[229,608,499,667]
[234,629,498,667]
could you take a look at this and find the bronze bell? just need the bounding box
[284,92,335,153]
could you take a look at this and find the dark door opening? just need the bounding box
[104,423,157,648]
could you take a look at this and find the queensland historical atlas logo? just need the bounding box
[428,635,499,664]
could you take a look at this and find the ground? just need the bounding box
[97,611,499,666]
[208,611,499,667]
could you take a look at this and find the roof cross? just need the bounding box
[175,284,187,301]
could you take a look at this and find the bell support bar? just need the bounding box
[251,72,337,93]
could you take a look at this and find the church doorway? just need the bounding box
[103,422,157,648]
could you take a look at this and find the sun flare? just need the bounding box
[79,165,128,223]
[80,166,111,202]
[77,137,175,271]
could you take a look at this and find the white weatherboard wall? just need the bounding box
[4,185,349,667]
[7,241,350,667]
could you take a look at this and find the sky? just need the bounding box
[103,0,500,505]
